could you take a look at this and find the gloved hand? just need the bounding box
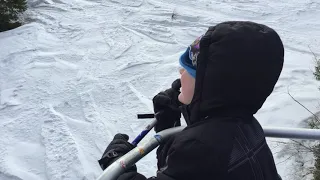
[98,133,136,171]
[153,79,182,133]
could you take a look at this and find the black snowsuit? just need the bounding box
[118,21,284,180]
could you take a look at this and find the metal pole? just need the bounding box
[263,126,320,140]
[131,119,157,146]
[96,126,184,180]
[132,112,160,145]
[96,126,320,180]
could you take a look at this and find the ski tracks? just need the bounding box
[78,90,114,150]
[41,106,87,180]
[109,0,144,7]
[40,85,113,179]
[127,82,153,112]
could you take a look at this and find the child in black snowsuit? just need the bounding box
[99,21,284,180]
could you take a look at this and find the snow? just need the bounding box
[1,0,320,179]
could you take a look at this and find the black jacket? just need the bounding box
[118,21,284,180]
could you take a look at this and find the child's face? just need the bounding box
[178,68,195,105]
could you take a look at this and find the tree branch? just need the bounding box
[290,139,314,152]
[287,86,320,128]
[276,152,300,165]
[309,45,318,62]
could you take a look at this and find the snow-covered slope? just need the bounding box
[1,0,320,179]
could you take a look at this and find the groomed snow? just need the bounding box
[1,0,320,179]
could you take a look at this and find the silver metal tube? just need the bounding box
[96,127,184,180]
[96,126,320,180]
[263,126,320,140]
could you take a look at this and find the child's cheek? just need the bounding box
[179,72,195,105]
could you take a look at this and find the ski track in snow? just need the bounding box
[1,0,320,179]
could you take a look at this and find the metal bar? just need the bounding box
[131,119,157,146]
[96,126,184,180]
[137,113,155,119]
[132,112,160,145]
[96,126,320,180]
[263,126,320,140]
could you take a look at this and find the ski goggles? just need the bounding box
[188,35,203,67]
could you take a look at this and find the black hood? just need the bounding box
[188,21,284,125]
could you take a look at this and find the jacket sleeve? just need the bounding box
[117,172,176,180]
[117,172,148,180]
[117,139,219,180]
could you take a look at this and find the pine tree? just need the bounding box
[314,56,320,81]
[0,0,27,32]
[311,48,320,180]
[314,144,320,180]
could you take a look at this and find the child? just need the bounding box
[99,21,284,180]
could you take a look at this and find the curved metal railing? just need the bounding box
[96,126,320,180]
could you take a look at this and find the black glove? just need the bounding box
[153,79,182,133]
[98,133,136,171]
